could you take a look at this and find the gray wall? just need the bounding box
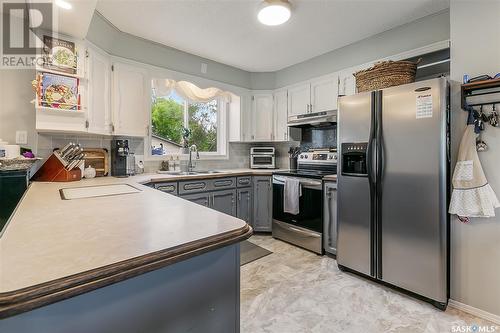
[274,10,450,88]
[86,10,450,91]
[449,0,500,318]
[87,12,253,89]
[0,69,37,148]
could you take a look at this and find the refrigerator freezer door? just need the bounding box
[379,78,448,302]
[337,92,374,276]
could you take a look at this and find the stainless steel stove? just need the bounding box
[272,150,337,254]
[275,150,337,178]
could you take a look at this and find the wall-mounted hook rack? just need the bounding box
[461,77,500,109]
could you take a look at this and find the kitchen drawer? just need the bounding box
[179,179,210,194]
[236,176,252,188]
[210,177,236,191]
[154,182,178,195]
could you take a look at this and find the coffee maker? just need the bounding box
[111,139,134,177]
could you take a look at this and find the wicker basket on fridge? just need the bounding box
[354,59,420,93]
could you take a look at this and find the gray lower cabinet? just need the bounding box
[151,175,273,232]
[211,189,237,217]
[252,176,272,232]
[237,187,253,225]
[181,192,210,207]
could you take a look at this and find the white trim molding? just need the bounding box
[449,299,500,325]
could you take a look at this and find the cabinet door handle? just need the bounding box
[238,178,250,185]
[184,182,206,190]
[157,185,176,193]
[214,179,233,187]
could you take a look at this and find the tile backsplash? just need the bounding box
[142,141,298,173]
[35,133,297,175]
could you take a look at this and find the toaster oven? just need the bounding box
[250,147,275,169]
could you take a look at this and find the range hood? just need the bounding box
[287,110,337,128]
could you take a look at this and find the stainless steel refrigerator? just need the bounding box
[337,77,449,309]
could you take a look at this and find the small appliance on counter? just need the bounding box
[111,139,133,177]
[250,147,275,169]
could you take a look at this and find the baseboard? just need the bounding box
[449,299,500,325]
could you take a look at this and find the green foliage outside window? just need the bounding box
[151,95,218,153]
[151,98,184,144]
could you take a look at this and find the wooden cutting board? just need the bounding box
[82,148,109,177]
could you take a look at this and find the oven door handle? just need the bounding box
[273,177,322,190]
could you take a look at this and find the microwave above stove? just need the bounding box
[250,147,275,169]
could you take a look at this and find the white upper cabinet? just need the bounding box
[251,93,273,141]
[287,83,311,117]
[310,74,338,112]
[229,94,253,142]
[86,46,111,135]
[288,74,339,118]
[273,89,288,141]
[111,62,150,137]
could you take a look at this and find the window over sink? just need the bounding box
[150,79,235,158]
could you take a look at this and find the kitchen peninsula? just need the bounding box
[0,175,252,333]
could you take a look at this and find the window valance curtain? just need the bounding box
[152,79,232,102]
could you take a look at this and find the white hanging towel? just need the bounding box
[449,125,500,222]
[284,178,302,215]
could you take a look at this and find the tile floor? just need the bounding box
[241,235,497,333]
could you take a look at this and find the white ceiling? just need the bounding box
[96,0,449,72]
[26,0,97,39]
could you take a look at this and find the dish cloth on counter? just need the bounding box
[449,124,500,222]
[284,177,302,215]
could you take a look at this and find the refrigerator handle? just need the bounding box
[375,90,384,280]
[367,91,378,277]
[367,97,376,184]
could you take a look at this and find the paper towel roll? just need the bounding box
[5,145,20,158]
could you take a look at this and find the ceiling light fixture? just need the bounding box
[55,0,72,10]
[257,0,291,26]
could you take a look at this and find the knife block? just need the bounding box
[32,153,81,182]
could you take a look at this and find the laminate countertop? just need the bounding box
[0,169,284,318]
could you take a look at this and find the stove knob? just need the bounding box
[328,155,333,160]
[334,155,338,160]
[304,155,308,159]
[299,155,304,159]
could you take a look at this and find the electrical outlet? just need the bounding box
[15,131,28,145]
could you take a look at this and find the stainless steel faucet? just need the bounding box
[188,144,199,172]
